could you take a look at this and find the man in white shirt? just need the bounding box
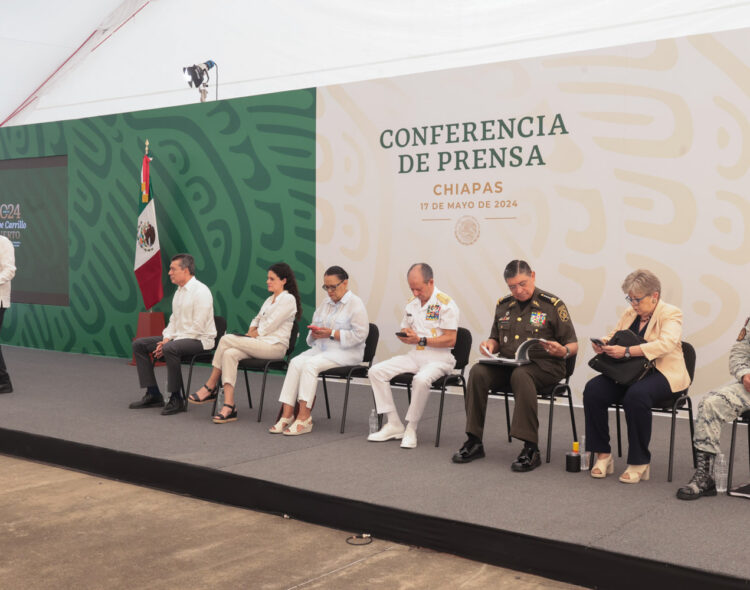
[367,263,459,448]
[130,253,216,415]
[0,235,16,394]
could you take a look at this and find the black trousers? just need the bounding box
[132,336,204,394]
[583,371,674,465]
[0,307,9,385]
[464,362,563,444]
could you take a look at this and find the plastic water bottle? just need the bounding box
[715,453,728,493]
[580,436,589,471]
[369,409,379,434]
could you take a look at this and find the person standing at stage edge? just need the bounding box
[368,263,459,449]
[0,234,16,393]
[130,253,216,415]
[452,260,578,472]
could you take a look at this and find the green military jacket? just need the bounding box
[489,287,577,376]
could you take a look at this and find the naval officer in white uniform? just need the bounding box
[368,263,459,448]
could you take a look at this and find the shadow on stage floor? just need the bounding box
[1,347,748,589]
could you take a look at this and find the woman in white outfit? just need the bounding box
[189,262,301,423]
[271,265,369,436]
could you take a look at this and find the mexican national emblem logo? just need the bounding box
[454,215,480,245]
[137,220,156,253]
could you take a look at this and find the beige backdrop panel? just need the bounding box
[316,28,750,405]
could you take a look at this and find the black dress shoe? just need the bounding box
[161,394,186,416]
[129,393,164,409]
[0,382,13,394]
[452,439,486,463]
[511,446,541,472]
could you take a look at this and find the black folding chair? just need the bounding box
[223,321,299,422]
[492,353,577,463]
[318,323,379,433]
[612,341,697,482]
[388,327,472,447]
[727,410,750,494]
[175,315,227,411]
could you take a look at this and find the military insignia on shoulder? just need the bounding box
[498,294,513,305]
[538,292,560,306]
[557,304,570,322]
[737,317,749,341]
[436,292,451,305]
[408,295,416,302]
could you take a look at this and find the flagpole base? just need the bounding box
[128,311,166,366]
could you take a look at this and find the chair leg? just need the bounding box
[407,384,412,404]
[323,377,331,419]
[257,370,269,422]
[727,420,738,492]
[567,391,578,442]
[668,408,677,482]
[184,362,195,411]
[615,405,623,458]
[246,370,253,409]
[435,383,447,448]
[688,398,696,468]
[504,392,512,443]
[340,378,351,434]
[546,394,554,463]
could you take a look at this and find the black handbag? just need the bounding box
[588,329,654,386]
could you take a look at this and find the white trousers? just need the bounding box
[369,350,455,423]
[212,334,286,387]
[278,349,341,406]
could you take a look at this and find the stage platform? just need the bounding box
[1,346,748,589]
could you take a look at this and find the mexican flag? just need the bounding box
[134,152,163,310]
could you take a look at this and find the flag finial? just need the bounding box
[145,139,149,155]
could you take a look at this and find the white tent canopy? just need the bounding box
[4,0,750,126]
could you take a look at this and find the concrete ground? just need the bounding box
[0,455,584,590]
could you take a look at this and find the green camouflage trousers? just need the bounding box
[694,382,750,454]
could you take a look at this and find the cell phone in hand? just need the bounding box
[590,337,605,346]
[395,331,407,337]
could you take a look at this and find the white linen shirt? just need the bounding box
[250,290,297,348]
[306,290,369,365]
[162,276,216,349]
[0,235,16,308]
[401,286,459,361]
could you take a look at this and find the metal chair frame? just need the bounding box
[387,327,472,447]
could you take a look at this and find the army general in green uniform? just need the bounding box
[452,260,578,472]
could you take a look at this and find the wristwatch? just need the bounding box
[418,337,427,347]
[624,346,631,359]
[330,330,336,341]
[563,345,570,359]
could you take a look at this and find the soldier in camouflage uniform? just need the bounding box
[677,316,750,500]
[452,260,578,472]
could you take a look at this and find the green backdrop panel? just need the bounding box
[0,89,316,357]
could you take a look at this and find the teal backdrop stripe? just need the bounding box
[0,89,316,357]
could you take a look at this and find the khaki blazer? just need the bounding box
[607,300,690,392]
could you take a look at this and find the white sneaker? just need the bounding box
[367,422,405,442]
[400,427,417,449]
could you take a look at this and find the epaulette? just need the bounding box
[436,292,452,305]
[408,295,416,303]
[497,294,513,305]
[538,291,560,306]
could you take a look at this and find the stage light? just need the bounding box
[182,60,217,102]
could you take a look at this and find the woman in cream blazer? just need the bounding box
[583,269,690,484]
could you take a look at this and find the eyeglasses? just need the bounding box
[625,295,647,304]
[322,281,343,292]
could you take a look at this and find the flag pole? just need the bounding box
[145,139,151,313]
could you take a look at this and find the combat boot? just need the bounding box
[676,450,717,500]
